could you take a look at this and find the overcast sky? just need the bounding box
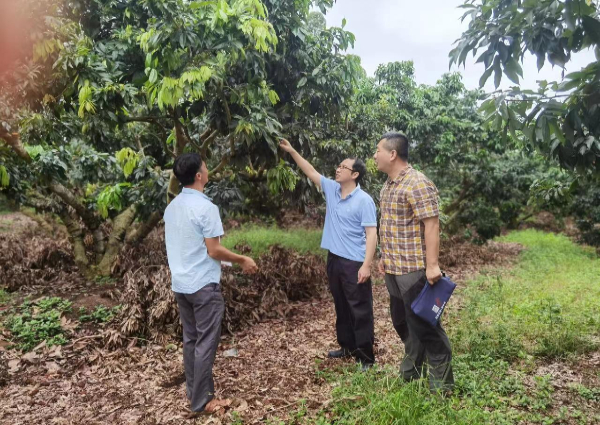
[322,0,596,91]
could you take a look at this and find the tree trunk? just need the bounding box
[58,210,89,271]
[96,206,137,276]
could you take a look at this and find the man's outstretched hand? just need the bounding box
[279,138,295,153]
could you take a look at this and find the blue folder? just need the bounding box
[411,276,456,327]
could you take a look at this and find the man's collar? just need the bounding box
[338,183,361,198]
[388,165,412,183]
[182,187,211,200]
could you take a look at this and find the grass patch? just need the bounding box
[222,225,323,257]
[304,230,600,424]
[450,230,600,360]
[0,288,10,306]
[5,297,73,351]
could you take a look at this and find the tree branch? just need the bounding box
[0,129,31,162]
[209,156,230,177]
[48,182,100,230]
[182,125,204,152]
[200,130,218,157]
[199,127,212,141]
[125,211,162,245]
[125,116,172,129]
[208,134,235,177]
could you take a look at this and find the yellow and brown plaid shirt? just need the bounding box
[379,166,439,276]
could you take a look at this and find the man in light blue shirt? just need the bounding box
[164,153,257,417]
[279,139,378,369]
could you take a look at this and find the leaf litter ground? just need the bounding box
[0,215,535,424]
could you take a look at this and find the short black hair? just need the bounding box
[381,132,409,161]
[173,153,203,186]
[351,158,367,185]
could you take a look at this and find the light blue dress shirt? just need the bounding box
[320,176,378,262]
[164,188,224,294]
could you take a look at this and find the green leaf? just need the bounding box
[582,15,600,45]
[149,69,158,84]
[504,58,521,84]
[268,90,279,105]
[115,148,139,177]
[24,145,45,159]
[548,119,566,144]
[493,57,502,89]
[297,77,307,88]
[0,165,9,187]
[479,66,494,88]
[536,54,545,71]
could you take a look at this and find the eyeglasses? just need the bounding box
[337,164,355,172]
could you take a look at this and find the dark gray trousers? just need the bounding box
[385,270,454,391]
[174,283,224,412]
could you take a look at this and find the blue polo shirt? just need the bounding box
[320,176,377,262]
[164,188,224,294]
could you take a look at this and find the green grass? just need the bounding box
[296,230,600,425]
[0,289,9,306]
[450,230,600,360]
[222,225,324,257]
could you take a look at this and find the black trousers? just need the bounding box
[385,270,454,391]
[327,252,375,364]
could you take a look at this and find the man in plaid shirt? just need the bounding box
[374,132,454,392]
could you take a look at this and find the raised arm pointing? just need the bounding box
[279,139,321,188]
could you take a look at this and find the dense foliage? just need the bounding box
[1,0,597,279]
[0,0,360,274]
[450,0,600,245]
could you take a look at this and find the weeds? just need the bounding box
[78,305,121,324]
[6,297,72,351]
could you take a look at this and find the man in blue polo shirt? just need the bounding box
[279,139,378,368]
[164,153,258,417]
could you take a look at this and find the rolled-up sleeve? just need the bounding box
[407,179,439,220]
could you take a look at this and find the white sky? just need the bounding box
[322,0,596,91]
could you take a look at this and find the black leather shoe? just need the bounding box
[327,348,352,358]
[359,361,374,372]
